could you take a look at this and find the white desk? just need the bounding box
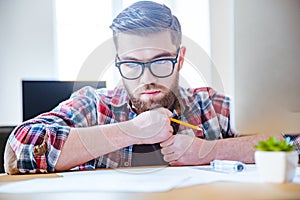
[1,166,300,200]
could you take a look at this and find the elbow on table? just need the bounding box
[3,142,19,175]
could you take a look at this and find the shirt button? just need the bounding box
[124,162,129,166]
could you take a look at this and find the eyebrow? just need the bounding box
[119,51,176,62]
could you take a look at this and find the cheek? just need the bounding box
[123,79,139,94]
[159,73,178,90]
[158,80,172,90]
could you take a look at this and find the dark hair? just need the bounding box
[110,1,181,49]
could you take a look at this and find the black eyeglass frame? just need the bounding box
[115,49,180,80]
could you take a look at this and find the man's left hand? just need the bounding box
[160,134,203,165]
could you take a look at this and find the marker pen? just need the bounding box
[210,160,246,172]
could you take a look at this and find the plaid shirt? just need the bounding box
[282,134,300,154]
[8,86,237,173]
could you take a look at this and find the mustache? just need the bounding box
[133,83,168,94]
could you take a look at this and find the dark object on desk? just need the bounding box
[0,126,16,173]
[22,80,106,121]
[132,143,168,166]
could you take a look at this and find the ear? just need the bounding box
[177,46,186,71]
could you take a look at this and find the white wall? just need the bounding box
[210,0,235,96]
[0,0,57,125]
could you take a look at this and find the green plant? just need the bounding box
[254,137,296,152]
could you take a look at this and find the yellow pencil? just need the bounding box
[169,117,201,131]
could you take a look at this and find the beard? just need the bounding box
[124,76,180,114]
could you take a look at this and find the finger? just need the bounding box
[165,109,173,117]
[163,152,181,162]
[154,107,173,117]
[168,123,174,133]
[163,154,175,162]
[161,146,174,155]
[169,160,183,166]
[160,135,175,147]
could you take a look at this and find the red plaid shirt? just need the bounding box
[7,86,237,173]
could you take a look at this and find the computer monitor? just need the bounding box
[22,80,106,121]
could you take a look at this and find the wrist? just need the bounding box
[197,139,218,164]
[113,121,143,145]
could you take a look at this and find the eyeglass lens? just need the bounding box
[120,60,174,79]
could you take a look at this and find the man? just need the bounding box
[4,1,284,174]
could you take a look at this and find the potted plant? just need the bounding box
[254,136,299,183]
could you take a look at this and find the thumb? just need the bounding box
[153,107,173,117]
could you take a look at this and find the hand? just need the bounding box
[117,107,173,144]
[160,134,216,166]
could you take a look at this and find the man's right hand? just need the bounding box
[117,107,174,144]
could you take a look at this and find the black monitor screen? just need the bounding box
[22,80,106,121]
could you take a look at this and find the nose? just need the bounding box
[140,67,157,84]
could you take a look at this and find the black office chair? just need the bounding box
[0,126,16,173]
[22,80,107,121]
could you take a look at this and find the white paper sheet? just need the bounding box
[0,165,299,194]
[0,167,191,193]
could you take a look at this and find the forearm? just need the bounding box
[163,133,285,166]
[55,108,173,171]
[211,134,284,163]
[55,122,139,171]
[4,122,72,174]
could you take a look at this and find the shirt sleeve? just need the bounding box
[208,88,238,138]
[6,86,98,174]
[282,134,300,154]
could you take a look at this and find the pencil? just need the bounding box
[169,117,201,131]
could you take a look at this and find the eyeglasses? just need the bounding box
[115,49,179,80]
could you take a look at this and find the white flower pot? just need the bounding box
[255,151,298,183]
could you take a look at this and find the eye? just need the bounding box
[123,62,140,68]
[153,60,168,65]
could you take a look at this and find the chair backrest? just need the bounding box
[22,80,106,121]
[0,126,16,173]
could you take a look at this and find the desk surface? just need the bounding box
[1,168,300,200]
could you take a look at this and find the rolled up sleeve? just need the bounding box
[4,86,98,174]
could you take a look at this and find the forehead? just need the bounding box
[117,31,177,56]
